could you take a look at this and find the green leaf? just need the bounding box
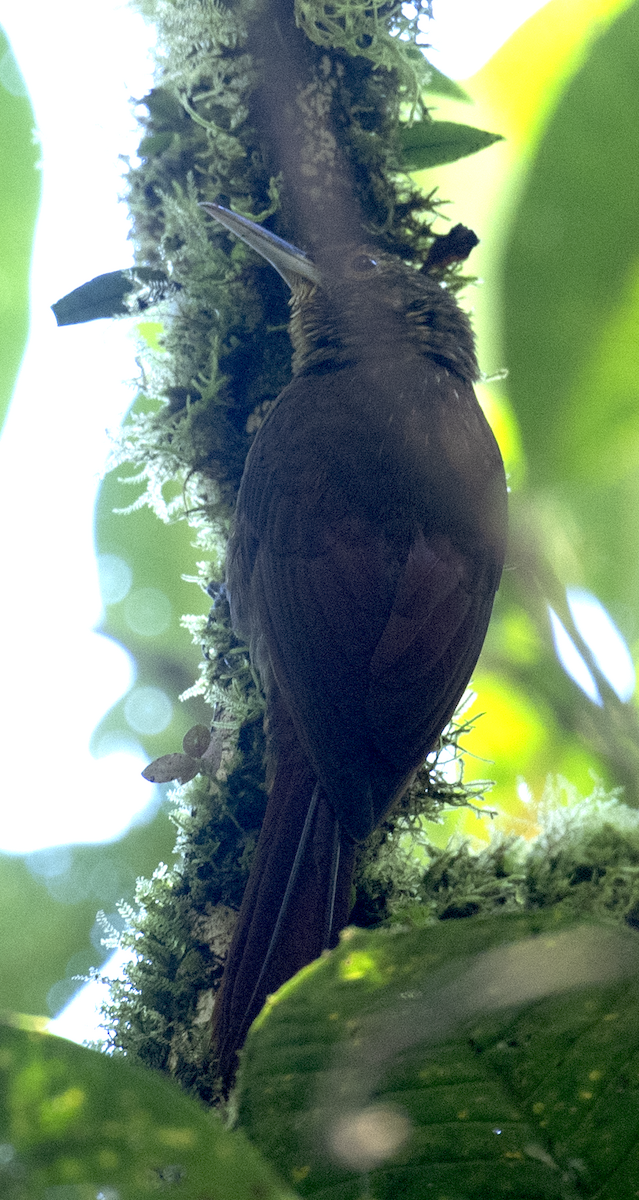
[0,1017,298,1200]
[400,120,503,171]
[0,30,41,435]
[420,58,471,101]
[502,0,639,491]
[499,0,639,651]
[238,910,639,1198]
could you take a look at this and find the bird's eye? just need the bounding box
[351,254,378,273]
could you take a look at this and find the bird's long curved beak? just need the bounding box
[200,202,320,289]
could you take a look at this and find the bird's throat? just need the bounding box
[287,269,478,383]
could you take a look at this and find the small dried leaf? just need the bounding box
[182,724,212,758]
[142,753,199,784]
[201,729,223,773]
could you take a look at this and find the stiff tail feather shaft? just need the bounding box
[214,738,355,1085]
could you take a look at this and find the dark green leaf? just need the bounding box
[238,910,639,1198]
[51,268,175,326]
[400,119,503,171]
[0,1018,297,1200]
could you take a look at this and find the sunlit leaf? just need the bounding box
[503,0,639,487]
[238,910,639,1198]
[467,0,635,151]
[0,1019,297,1200]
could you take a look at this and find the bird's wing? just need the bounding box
[228,370,503,843]
[244,503,498,841]
[367,527,499,752]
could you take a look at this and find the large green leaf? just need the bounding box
[0,30,41,434]
[502,0,639,489]
[238,910,639,1198]
[499,0,639,625]
[0,1017,297,1200]
[493,0,639,789]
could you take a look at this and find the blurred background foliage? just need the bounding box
[418,0,639,845]
[3,0,639,1021]
[0,29,41,433]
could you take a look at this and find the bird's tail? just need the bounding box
[213,736,355,1087]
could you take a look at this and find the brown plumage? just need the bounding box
[201,206,508,1086]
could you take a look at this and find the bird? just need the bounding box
[200,201,508,1086]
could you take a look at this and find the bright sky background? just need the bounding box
[2,0,602,1041]
[0,2,159,854]
[428,0,553,76]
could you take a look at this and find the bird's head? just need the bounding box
[200,202,478,382]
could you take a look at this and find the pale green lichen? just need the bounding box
[295,0,434,110]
